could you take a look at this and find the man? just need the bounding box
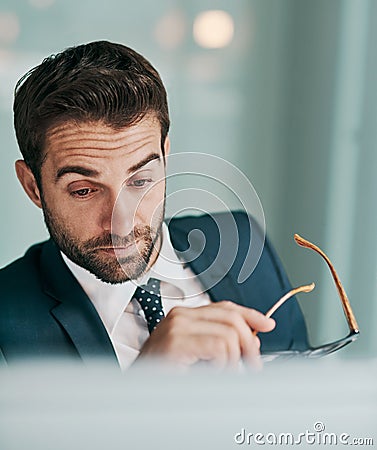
[0,41,308,370]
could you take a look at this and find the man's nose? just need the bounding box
[102,190,136,236]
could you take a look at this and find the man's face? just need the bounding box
[38,115,168,283]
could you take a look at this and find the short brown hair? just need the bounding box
[13,40,170,186]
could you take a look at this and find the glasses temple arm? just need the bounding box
[253,283,315,336]
[294,234,359,333]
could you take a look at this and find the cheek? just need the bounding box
[43,190,102,237]
[135,182,165,222]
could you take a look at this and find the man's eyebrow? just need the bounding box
[55,153,161,182]
[127,153,161,174]
[55,166,100,182]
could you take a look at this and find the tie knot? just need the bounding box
[141,278,161,296]
[133,278,164,334]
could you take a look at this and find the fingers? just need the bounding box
[175,320,242,368]
[202,301,275,366]
[170,302,274,365]
[186,334,234,370]
[139,300,276,371]
[172,304,262,365]
[176,301,275,333]
[156,310,242,368]
[218,301,276,332]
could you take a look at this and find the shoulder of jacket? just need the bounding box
[167,210,250,232]
[0,240,48,282]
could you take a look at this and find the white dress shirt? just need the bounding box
[62,223,211,370]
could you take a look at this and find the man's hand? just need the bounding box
[137,301,275,370]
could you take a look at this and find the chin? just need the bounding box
[87,251,150,284]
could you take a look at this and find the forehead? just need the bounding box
[43,115,162,168]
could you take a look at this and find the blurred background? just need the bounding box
[0,0,376,358]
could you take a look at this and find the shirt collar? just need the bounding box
[148,223,190,289]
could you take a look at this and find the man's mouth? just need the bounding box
[96,240,139,255]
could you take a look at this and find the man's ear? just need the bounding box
[15,160,43,208]
[163,135,170,158]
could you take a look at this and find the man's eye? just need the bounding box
[71,188,93,197]
[130,179,152,188]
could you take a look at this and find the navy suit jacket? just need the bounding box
[0,211,308,366]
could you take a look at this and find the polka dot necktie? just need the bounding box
[133,278,165,334]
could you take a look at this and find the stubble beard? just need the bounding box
[41,198,164,284]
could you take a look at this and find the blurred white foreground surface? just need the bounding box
[1,358,376,450]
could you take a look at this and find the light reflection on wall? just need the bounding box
[193,10,234,49]
[154,9,187,50]
[0,12,20,44]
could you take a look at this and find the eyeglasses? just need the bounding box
[260,234,360,361]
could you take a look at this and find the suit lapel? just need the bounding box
[40,240,118,365]
[168,224,246,306]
